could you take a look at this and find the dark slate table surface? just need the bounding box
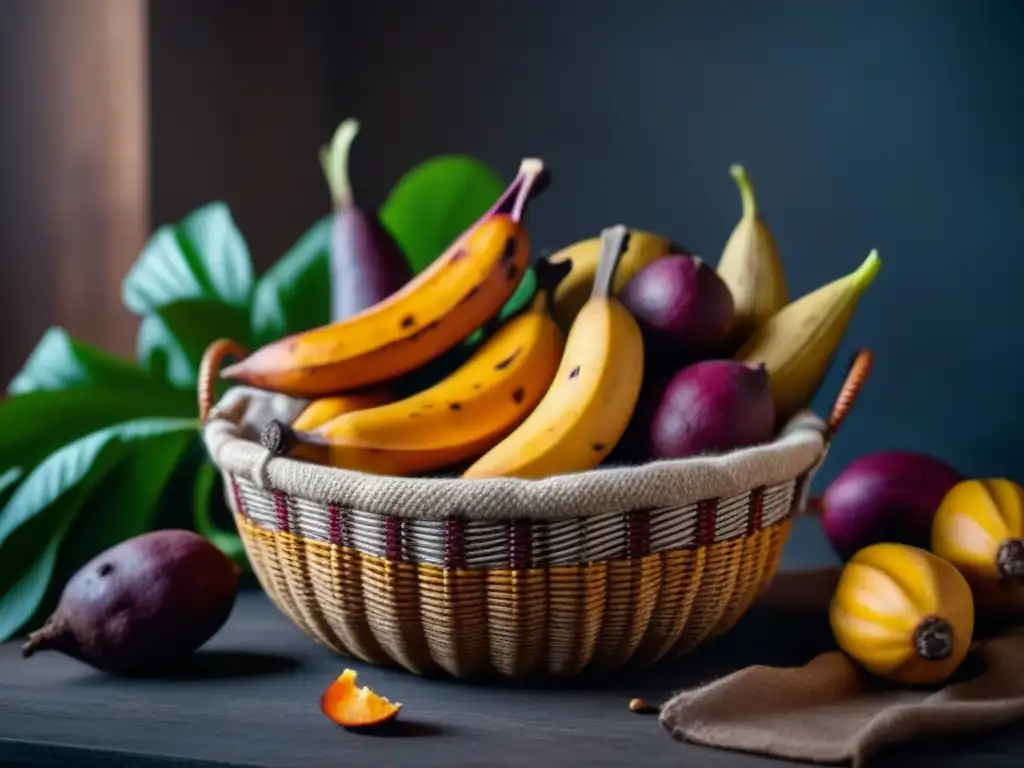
[1,562,1022,767]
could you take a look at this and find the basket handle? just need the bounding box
[198,338,249,423]
[824,347,872,440]
[802,348,873,518]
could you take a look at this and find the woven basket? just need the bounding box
[198,340,871,680]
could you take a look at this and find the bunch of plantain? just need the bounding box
[219,157,883,479]
[261,257,569,476]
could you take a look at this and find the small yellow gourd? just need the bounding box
[931,478,1024,615]
[829,543,974,685]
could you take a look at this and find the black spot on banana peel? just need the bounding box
[494,347,523,371]
[501,236,518,263]
[407,320,441,342]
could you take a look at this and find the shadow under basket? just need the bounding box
[198,341,872,681]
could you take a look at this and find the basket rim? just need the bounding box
[201,386,828,521]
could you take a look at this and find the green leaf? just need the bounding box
[0,418,193,546]
[380,155,505,275]
[0,523,69,643]
[122,202,254,316]
[8,327,167,397]
[192,460,246,566]
[0,468,24,506]
[0,431,123,641]
[0,387,195,475]
[250,216,332,346]
[56,429,195,574]
[0,417,198,641]
[136,299,251,389]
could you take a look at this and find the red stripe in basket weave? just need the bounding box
[443,517,467,570]
[748,487,766,535]
[626,510,651,559]
[328,504,342,545]
[273,490,291,533]
[385,517,403,562]
[230,478,249,519]
[696,499,718,547]
[508,519,533,569]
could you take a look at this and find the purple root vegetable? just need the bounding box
[620,254,735,366]
[320,118,413,322]
[813,451,963,561]
[22,530,240,676]
[645,360,775,460]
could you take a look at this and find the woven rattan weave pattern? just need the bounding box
[232,478,796,566]
[231,511,795,677]
[199,341,872,679]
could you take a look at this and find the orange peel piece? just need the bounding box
[320,668,402,729]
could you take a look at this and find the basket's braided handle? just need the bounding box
[198,339,249,423]
[803,348,873,518]
[827,348,872,437]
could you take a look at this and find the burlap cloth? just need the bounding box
[659,568,1024,766]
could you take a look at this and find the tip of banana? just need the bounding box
[853,249,882,288]
[518,158,545,177]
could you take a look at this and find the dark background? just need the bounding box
[3,0,1023,564]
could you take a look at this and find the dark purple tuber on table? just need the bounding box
[319,118,413,322]
[21,529,240,676]
[814,451,963,561]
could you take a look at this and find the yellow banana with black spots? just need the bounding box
[222,158,549,397]
[463,225,644,480]
[260,260,569,476]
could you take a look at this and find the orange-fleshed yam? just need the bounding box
[320,669,402,729]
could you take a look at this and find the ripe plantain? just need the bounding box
[259,258,570,477]
[290,388,394,432]
[735,249,881,425]
[717,164,789,345]
[221,158,550,398]
[462,224,645,480]
[547,228,677,336]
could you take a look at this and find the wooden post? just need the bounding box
[0,0,149,379]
